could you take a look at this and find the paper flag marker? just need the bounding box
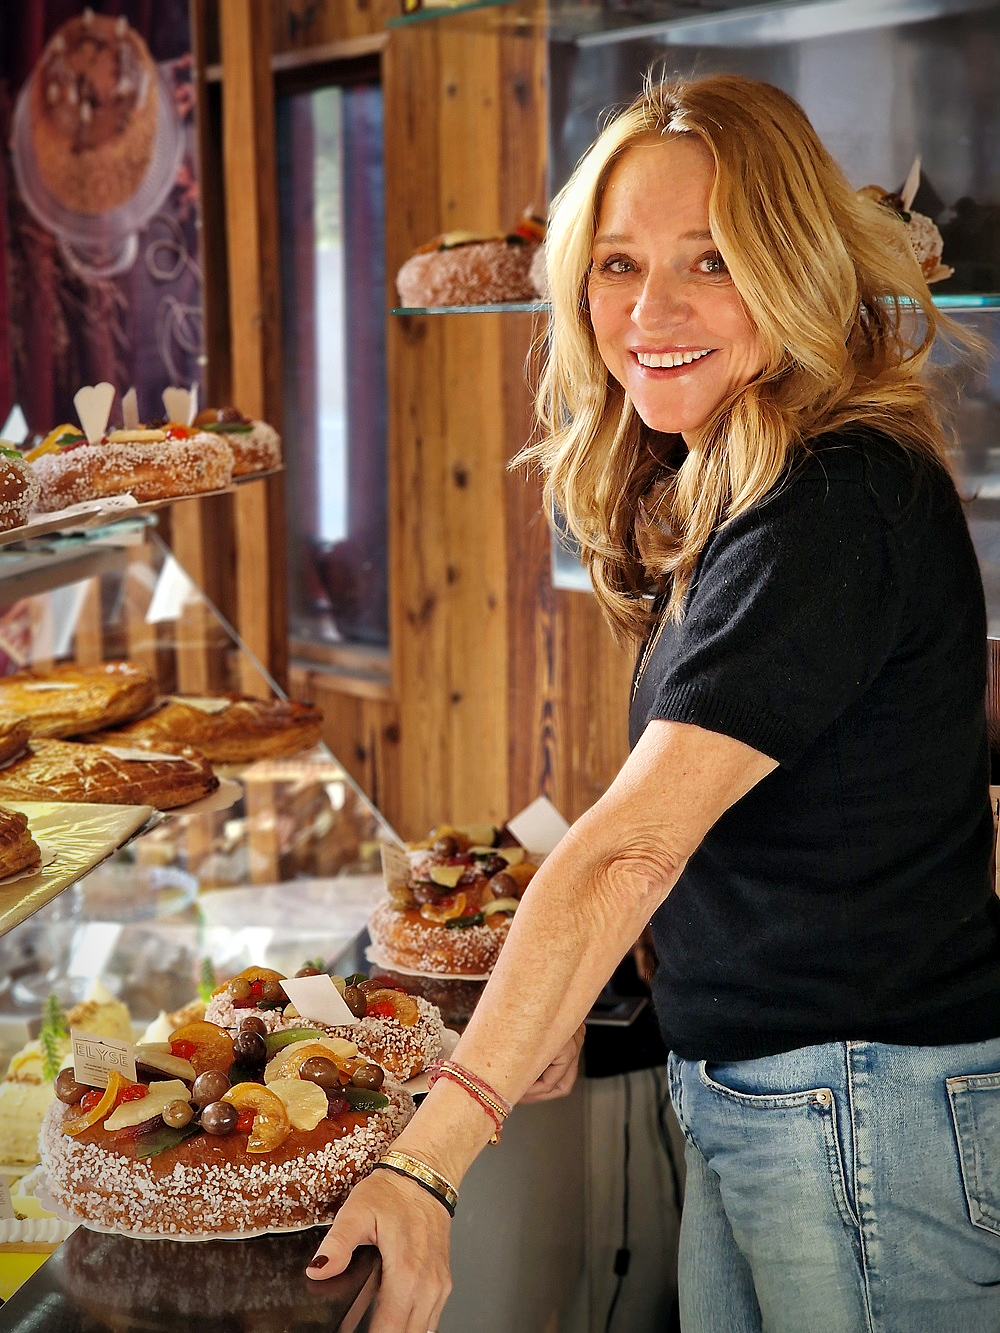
[74,382,115,445]
[162,386,191,427]
[280,974,359,1026]
[121,387,139,429]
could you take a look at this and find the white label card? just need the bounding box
[71,1030,137,1087]
[280,974,358,1026]
[165,695,231,714]
[505,796,570,857]
[380,840,411,890]
[0,1177,15,1222]
[100,746,186,763]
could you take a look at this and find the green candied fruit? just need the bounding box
[342,1086,390,1112]
[134,1122,202,1159]
[262,1027,324,1056]
[445,913,485,929]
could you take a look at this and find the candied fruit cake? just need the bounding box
[38,1019,413,1236]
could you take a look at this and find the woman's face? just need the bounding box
[587,134,766,443]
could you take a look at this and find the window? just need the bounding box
[276,69,388,649]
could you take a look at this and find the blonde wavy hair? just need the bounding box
[523,71,966,643]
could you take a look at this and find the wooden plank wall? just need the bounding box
[202,0,633,840]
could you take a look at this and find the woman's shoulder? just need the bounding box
[790,425,954,511]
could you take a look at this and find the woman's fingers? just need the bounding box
[306,1189,376,1280]
[520,1024,585,1102]
[305,1166,454,1333]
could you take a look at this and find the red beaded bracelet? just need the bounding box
[426,1059,513,1144]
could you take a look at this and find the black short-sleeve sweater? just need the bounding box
[628,427,1000,1061]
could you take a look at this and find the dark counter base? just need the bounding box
[0,1226,379,1332]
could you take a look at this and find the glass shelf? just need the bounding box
[385,0,993,42]
[387,0,533,30]
[391,301,546,314]
[392,296,1000,315]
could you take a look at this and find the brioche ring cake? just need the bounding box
[369,825,539,976]
[30,430,234,512]
[0,738,218,810]
[0,448,41,531]
[204,966,446,1082]
[89,693,323,763]
[0,660,155,738]
[395,213,545,308]
[38,1019,413,1236]
[191,408,283,477]
[28,11,158,216]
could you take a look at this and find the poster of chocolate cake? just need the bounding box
[0,2,202,439]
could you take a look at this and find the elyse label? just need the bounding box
[71,1030,137,1088]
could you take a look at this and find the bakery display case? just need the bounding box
[0,508,588,1332]
[0,509,398,1312]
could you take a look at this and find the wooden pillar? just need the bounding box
[218,0,288,695]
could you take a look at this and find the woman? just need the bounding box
[308,72,1000,1332]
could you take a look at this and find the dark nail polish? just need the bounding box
[308,1253,329,1270]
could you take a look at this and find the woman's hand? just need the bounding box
[307,1167,453,1333]
[519,1023,585,1102]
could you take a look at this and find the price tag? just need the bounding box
[505,796,570,857]
[71,1030,137,1087]
[280,974,359,1026]
[0,1177,15,1222]
[380,840,411,890]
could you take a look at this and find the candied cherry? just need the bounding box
[171,1039,197,1060]
[79,1089,103,1114]
[366,1001,396,1020]
[116,1083,149,1106]
[236,1109,256,1134]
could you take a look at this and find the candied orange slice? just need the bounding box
[168,1020,234,1075]
[223,1082,291,1152]
[419,892,468,924]
[364,988,419,1026]
[264,1039,356,1085]
[210,965,286,998]
[62,1070,128,1137]
[503,862,538,895]
[25,424,81,462]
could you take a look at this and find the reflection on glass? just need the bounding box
[277,81,388,648]
[0,524,400,1059]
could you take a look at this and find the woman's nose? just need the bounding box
[632,270,690,328]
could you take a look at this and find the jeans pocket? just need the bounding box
[947,1071,1000,1237]
[697,1061,858,1229]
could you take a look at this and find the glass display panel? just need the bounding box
[0,521,399,1071]
[550,0,1000,295]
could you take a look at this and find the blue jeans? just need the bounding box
[667,1040,1000,1332]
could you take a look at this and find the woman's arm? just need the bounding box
[307,718,776,1330]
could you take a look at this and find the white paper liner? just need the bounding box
[403,1027,460,1096]
[32,1178,319,1241]
[0,839,56,886]
[0,801,156,936]
[365,944,489,983]
[169,776,241,817]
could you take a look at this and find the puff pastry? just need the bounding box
[0,662,156,738]
[90,694,324,762]
[0,805,42,878]
[0,739,218,810]
[0,719,30,766]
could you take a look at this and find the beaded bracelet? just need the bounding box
[426,1059,513,1144]
[374,1150,458,1217]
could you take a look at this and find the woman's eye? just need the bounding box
[700,251,728,275]
[595,255,635,275]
